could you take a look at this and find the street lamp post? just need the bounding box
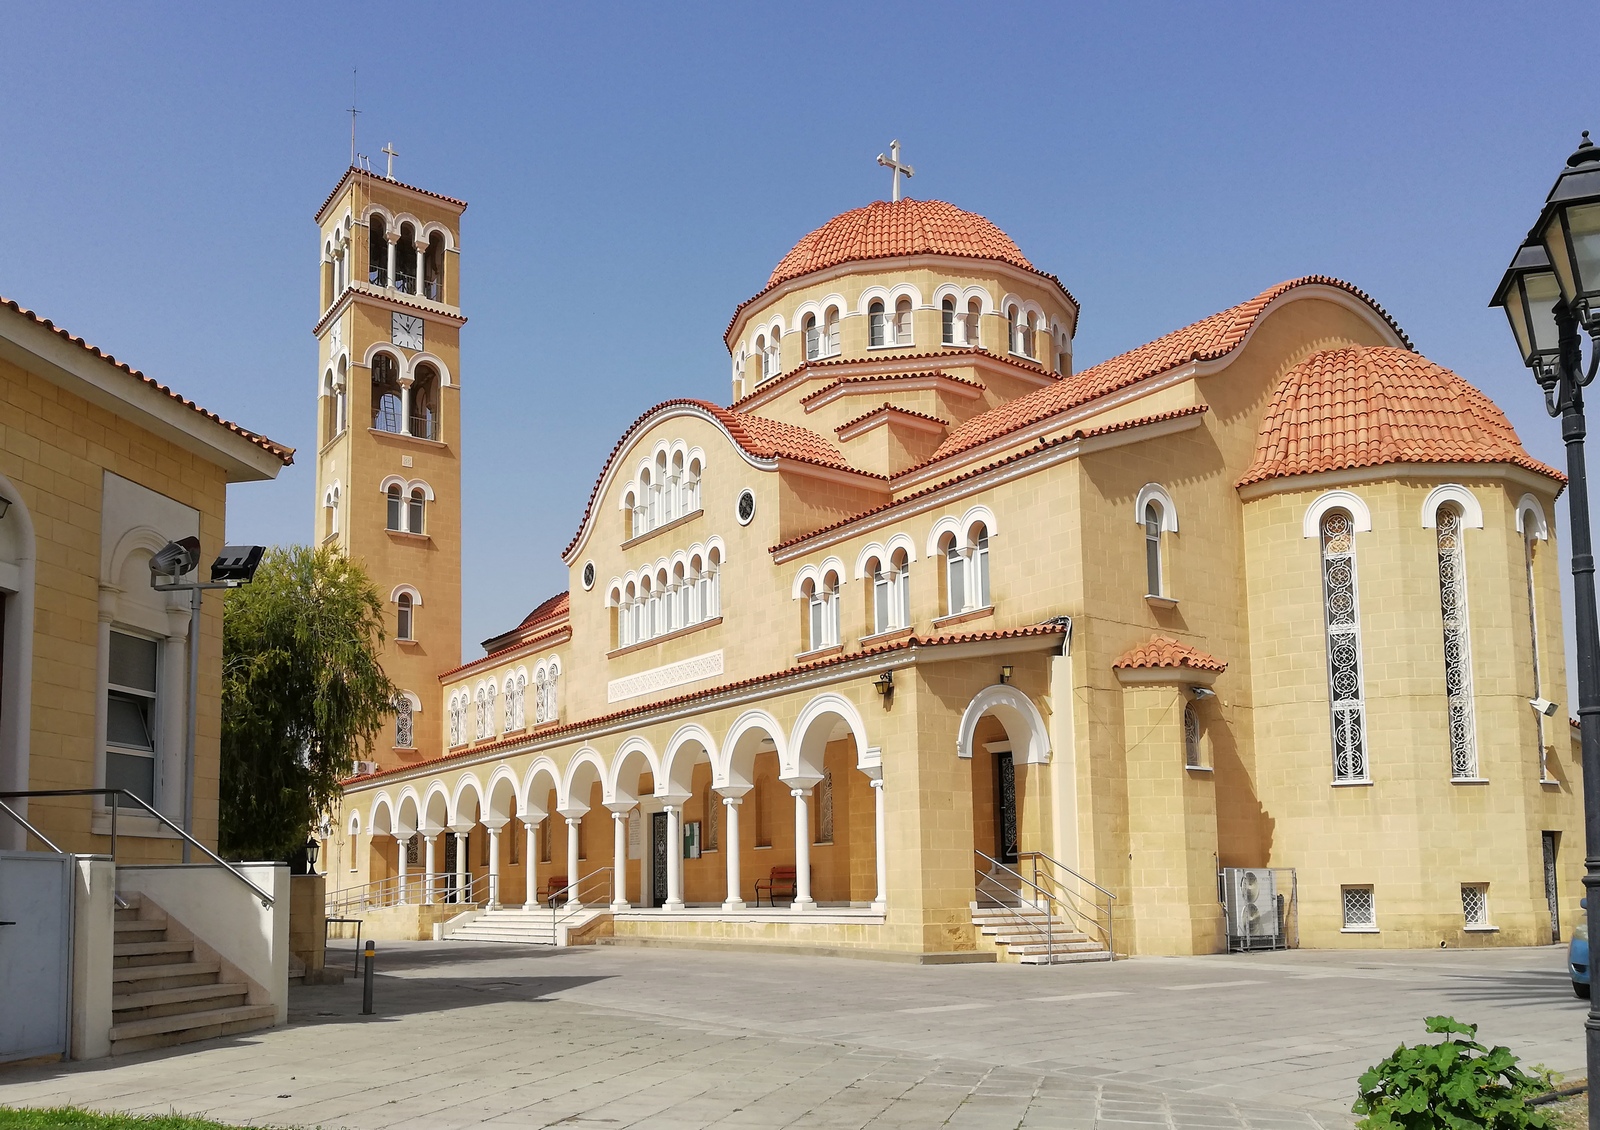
[1491,131,1600,1124]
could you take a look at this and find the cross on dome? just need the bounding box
[876,140,914,202]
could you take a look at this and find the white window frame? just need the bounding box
[1341,885,1377,932]
[1321,510,1369,784]
[1435,503,1479,780]
[105,627,162,808]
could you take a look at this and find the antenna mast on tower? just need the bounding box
[348,69,360,168]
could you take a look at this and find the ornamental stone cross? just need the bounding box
[382,142,399,180]
[877,140,914,202]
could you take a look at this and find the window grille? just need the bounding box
[504,683,516,732]
[1183,705,1201,768]
[1461,883,1489,927]
[395,696,413,748]
[547,667,560,720]
[485,684,498,738]
[474,691,486,740]
[1342,886,1375,929]
[1436,506,1477,778]
[1525,530,1549,778]
[534,672,548,724]
[514,675,526,729]
[1321,511,1368,781]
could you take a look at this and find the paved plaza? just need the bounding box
[0,940,1585,1128]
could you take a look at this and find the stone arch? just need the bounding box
[607,736,660,805]
[1303,490,1372,539]
[521,758,561,820]
[450,774,485,827]
[395,789,422,837]
[1420,484,1484,530]
[1134,483,1179,533]
[562,748,606,814]
[662,723,718,796]
[421,783,451,835]
[956,685,1052,766]
[1517,493,1551,540]
[485,766,521,823]
[787,692,870,780]
[369,793,396,837]
[720,710,787,790]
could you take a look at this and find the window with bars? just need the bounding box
[1342,886,1376,930]
[394,695,413,748]
[1435,504,1478,778]
[1526,529,1550,779]
[1461,883,1489,927]
[1183,705,1202,768]
[1321,511,1369,782]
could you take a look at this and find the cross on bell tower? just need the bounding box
[876,140,915,202]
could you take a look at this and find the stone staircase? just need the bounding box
[109,895,275,1054]
[972,904,1112,965]
[446,904,609,946]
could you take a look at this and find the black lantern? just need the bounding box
[305,836,320,872]
[1491,239,1565,382]
[1533,131,1600,328]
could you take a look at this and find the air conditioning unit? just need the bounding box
[1223,867,1284,951]
[351,760,378,777]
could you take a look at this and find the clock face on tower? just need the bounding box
[391,313,425,351]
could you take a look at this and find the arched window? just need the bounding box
[970,524,990,608]
[1183,705,1201,768]
[941,297,956,345]
[396,592,414,641]
[323,371,338,439]
[396,222,418,295]
[1006,305,1020,354]
[1435,503,1477,779]
[804,314,820,360]
[1321,510,1368,782]
[408,488,425,535]
[334,359,348,434]
[871,558,890,635]
[685,457,702,512]
[966,298,982,347]
[1525,527,1549,779]
[533,669,548,724]
[474,687,487,741]
[1057,331,1071,375]
[447,694,461,746]
[485,682,498,738]
[514,672,527,729]
[825,306,841,355]
[395,695,413,748]
[754,334,768,379]
[368,214,389,286]
[323,485,340,539]
[1144,502,1163,597]
[503,679,516,732]
[386,484,402,531]
[766,331,780,378]
[706,547,722,617]
[894,296,913,345]
[371,353,403,432]
[1022,312,1037,359]
[409,363,439,440]
[942,532,965,616]
[547,661,561,721]
[804,578,823,651]
[869,300,887,348]
[891,546,910,628]
[657,452,672,524]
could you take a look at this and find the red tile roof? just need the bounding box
[836,403,950,436]
[561,399,864,560]
[1113,635,1228,673]
[344,623,1070,786]
[798,370,986,408]
[771,405,1208,554]
[1238,346,1564,487]
[448,621,571,682]
[726,202,1076,343]
[929,277,1410,467]
[1,297,294,465]
[734,349,1051,411]
[314,166,467,222]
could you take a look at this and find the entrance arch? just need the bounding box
[957,685,1050,877]
[788,694,881,909]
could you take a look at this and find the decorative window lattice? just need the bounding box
[1436,506,1478,778]
[394,696,413,748]
[1526,532,1549,779]
[1342,886,1375,929]
[1183,705,1202,768]
[1461,884,1489,927]
[1321,512,1368,781]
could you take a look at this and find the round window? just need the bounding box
[582,561,596,590]
[736,489,756,525]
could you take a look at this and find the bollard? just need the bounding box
[361,940,376,1015]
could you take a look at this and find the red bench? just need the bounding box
[537,875,569,907]
[753,865,798,907]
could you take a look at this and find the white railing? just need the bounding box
[326,871,485,917]
[974,848,1116,959]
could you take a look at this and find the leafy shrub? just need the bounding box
[1353,1016,1552,1130]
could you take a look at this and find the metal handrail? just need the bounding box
[325,870,484,916]
[0,797,65,854]
[975,850,1058,959]
[551,867,613,940]
[1018,849,1116,957]
[0,788,273,907]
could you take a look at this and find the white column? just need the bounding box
[396,835,410,903]
[454,829,469,903]
[664,805,684,911]
[524,820,539,907]
[487,825,502,909]
[565,817,582,907]
[385,235,397,288]
[870,778,887,912]
[722,797,745,911]
[790,789,815,911]
[416,242,430,298]
[423,834,438,905]
[611,811,631,910]
[399,379,413,436]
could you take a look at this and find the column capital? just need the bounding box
[869,777,885,789]
[716,784,751,802]
[482,818,507,833]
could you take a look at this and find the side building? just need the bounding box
[325,191,1580,959]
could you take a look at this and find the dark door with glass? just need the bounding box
[995,752,1019,865]
[443,833,458,903]
[650,812,669,908]
[1543,831,1560,943]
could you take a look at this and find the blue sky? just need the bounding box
[2,2,1595,688]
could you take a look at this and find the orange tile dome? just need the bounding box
[766,198,1033,289]
[1238,345,1563,486]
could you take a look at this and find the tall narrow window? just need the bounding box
[824,573,841,646]
[408,488,426,535]
[410,364,439,440]
[894,297,913,345]
[395,695,413,748]
[386,484,402,531]
[368,214,388,286]
[944,535,965,615]
[371,353,402,432]
[868,300,886,347]
[1022,312,1037,358]
[1526,528,1550,779]
[941,297,956,345]
[1436,504,1477,779]
[485,682,498,738]
[396,593,414,641]
[825,307,841,354]
[1183,705,1202,768]
[106,630,160,806]
[971,526,990,608]
[965,298,982,347]
[804,314,820,360]
[872,561,891,634]
[1006,305,1019,354]
[806,579,824,651]
[514,673,527,729]
[1321,510,1368,782]
[1144,502,1163,596]
[894,550,910,628]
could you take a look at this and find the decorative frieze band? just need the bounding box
[608,650,724,704]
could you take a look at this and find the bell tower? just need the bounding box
[312,165,467,769]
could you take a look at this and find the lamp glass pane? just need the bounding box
[1567,202,1600,300]
[1503,277,1534,361]
[1541,210,1578,304]
[1523,271,1562,355]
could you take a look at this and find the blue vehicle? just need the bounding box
[1571,897,1589,999]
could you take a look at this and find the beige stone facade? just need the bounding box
[324,187,1581,959]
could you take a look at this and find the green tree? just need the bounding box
[219,546,398,861]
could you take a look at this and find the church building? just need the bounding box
[320,160,1581,960]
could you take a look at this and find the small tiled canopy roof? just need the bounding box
[767,199,1034,289]
[1238,346,1564,487]
[1113,636,1228,673]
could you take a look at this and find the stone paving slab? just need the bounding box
[0,940,1585,1128]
